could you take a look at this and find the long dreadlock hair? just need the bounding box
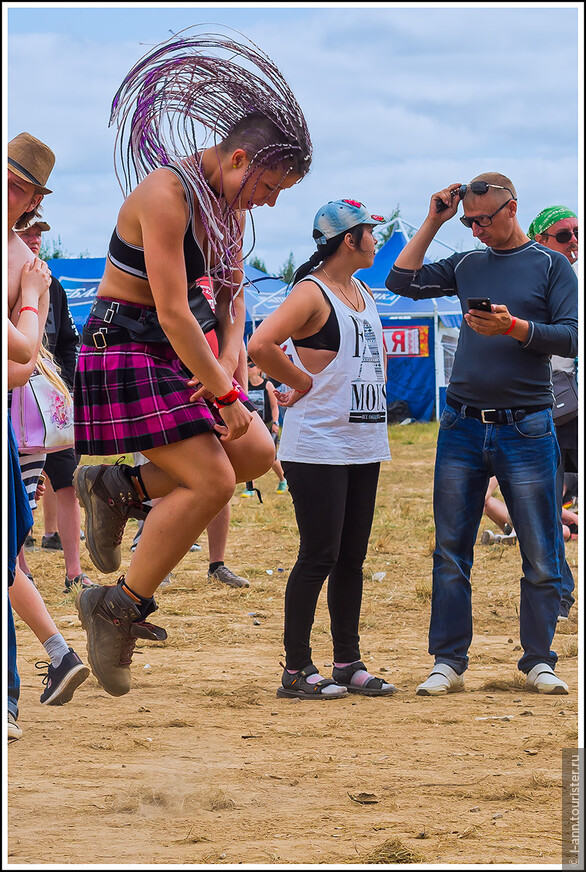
[109,25,312,309]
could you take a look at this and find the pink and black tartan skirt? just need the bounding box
[74,305,251,457]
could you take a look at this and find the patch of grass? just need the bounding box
[414,582,432,602]
[352,837,425,864]
[558,639,578,658]
[477,674,526,692]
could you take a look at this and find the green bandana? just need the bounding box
[527,206,577,239]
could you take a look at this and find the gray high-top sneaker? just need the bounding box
[76,577,167,697]
[74,462,149,573]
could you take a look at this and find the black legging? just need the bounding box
[281,461,380,670]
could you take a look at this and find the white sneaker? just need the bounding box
[526,663,569,695]
[8,712,22,743]
[416,663,465,696]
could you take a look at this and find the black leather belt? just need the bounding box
[83,292,218,349]
[446,398,551,424]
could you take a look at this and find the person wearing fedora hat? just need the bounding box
[247,199,395,699]
[16,220,97,596]
[8,132,54,193]
[7,136,90,734]
[7,132,55,389]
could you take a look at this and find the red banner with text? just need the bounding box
[383,326,429,358]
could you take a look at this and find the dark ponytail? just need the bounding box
[290,225,366,287]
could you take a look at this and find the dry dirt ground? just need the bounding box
[7,423,580,867]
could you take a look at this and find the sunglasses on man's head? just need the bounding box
[457,181,516,200]
[542,228,578,244]
[460,197,516,229]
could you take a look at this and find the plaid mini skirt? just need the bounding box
[74,298,251,457]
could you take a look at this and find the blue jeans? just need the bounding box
[430,404,564,675]
[8,596,19,720]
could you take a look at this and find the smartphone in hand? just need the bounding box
[466,297,492,312]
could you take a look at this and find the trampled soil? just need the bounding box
[7,423,579,867]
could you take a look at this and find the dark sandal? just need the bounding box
[332,660,397,696]
[277,663,347,700]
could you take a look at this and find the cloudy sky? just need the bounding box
[5,2,582,276]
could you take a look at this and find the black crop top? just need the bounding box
[292,283,340,352]
[107,164,206,288]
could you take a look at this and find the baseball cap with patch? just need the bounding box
[313,199,385,247]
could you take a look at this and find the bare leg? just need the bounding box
[124,433,236,598]
[206,503,231,564]
[9,565,60,645]
[561,507,579,527]
[220,413,275,482]
[134,414,275,502]
[42,478,59,533]
[484,477,512,532]
[17,543,32,576]
[56,487,86,579]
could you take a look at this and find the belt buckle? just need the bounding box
[93,328,107,349]
[480,409,497,423]
[103,301,119,324]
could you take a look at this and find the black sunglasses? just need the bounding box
[460,197,516,229]
[457,181,515,200]
[541,228,578,244]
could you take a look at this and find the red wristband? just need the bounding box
[214,384,241,408]
[503,317,517,336]
[296,386,311,396]
[19,306,39,315]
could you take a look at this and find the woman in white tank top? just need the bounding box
[248,199,395,700]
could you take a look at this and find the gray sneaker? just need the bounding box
[208,565,249,588]
[8,712,22,743]
[74,463,148,574]
[480,529,517,546]
[76,578,166,697]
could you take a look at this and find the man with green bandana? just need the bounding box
[528,206,578,267]
[529,204,578,621]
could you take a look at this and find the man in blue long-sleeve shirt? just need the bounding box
[386,172,577,697]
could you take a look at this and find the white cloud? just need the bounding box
[6,4,580,271]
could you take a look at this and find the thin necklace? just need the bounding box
[320,267,362,311]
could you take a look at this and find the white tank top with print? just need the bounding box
[278,276,391,465]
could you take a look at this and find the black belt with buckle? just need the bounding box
[447,398,551,424]
[83,291,218,349]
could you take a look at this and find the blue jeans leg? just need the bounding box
[490,410,561,673]
[429,406,562,676]
[429,408,490,674]
[7,595,20,720]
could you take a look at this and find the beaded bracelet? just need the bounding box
[503,317,517,336]
[19,306,39,315]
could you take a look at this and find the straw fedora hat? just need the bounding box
[8,132,55,195]
[21,219,51,232]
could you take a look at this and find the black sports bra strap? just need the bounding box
[164,164,195,224]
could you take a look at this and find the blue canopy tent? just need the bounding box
[50,222,462,420]
[48,258,289,337]
[354,219,463,420]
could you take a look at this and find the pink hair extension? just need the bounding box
[109,25,312,314]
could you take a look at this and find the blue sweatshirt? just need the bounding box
[386,241,578,409]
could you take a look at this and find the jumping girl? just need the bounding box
[73,27,312,697]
